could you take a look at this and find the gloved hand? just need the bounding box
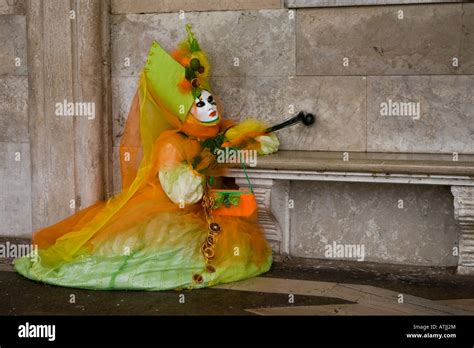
[255,133,280,155]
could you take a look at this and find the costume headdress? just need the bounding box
[172,24,211,99]
[142,24,210,124]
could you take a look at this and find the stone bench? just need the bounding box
[227,151,474,275]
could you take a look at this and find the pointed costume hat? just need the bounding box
[143,24,210,122]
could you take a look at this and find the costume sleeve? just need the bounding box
[158,163,204,205]
[223,119,280,156]
[155,132,205,205]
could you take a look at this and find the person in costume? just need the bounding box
[14,25,279,290]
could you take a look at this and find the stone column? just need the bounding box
[26,0,111,230]
[451,186,474,275]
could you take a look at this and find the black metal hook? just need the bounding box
[264,111,316,133]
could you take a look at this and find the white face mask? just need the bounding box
[190,90,219,124]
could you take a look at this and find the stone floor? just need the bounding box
[1,256,474,315]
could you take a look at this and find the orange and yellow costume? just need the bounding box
[15,25,279,290]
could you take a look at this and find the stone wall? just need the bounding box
[1,0,111,235]
[111,2,473,157]
[27,0,110,231]
[290,182,458,266]
[0,0,31,237]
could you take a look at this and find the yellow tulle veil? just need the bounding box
[35,25,210,266]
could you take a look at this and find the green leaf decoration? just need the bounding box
[192,88,201,99]
[212,192,241,209]
[190,58,201,71]
[201,133,225,154]
[213,194,225,208]
[186,24,201,53]
[228,194,240,206]
[185,67,196,81]
[223,194,231,208]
